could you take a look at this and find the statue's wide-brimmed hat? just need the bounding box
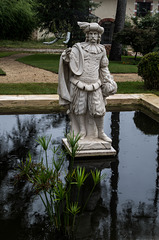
[78,22,104,34]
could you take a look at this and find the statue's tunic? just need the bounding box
[58,42,113,117]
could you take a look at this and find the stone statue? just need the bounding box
[58,22,117,155]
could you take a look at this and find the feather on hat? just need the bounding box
[77,22,104,34]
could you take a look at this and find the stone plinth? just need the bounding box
[62,138,116,157]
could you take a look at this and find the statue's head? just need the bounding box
[77,22,104,44]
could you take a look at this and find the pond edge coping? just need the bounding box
[0,93,158,115]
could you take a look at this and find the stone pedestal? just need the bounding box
[62,137,116,158]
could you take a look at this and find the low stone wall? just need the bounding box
[0,94,158,120]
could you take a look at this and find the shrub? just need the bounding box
[0,0,37,40]
[138,52,159,90]
[116,14,159,58]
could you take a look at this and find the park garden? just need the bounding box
[1,0,159,239]
[0,0,159,94]
[0,47,159,96]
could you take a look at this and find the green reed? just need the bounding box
[16,132,105,239]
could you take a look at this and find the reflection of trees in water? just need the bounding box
[0,135,8,157]
[0,115,40,185]
[0,113,69,239]
[133,111,159,135]
[44,112,70,144]
[116,111,159,239]
[110,112,120,240]
[8,115,38,161]
[1,111,159,239]
[105,111,159,239]
[154,135,159,207]
[133,110,159,238]
[5,113,68,161]
[118,200,159,239]
[0,113,68,182]
[45,112,68,128]
[152,135,159,237]
[0,135,11,184]
[0,115,41,238]
[0,172,46,239]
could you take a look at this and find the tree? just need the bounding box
[116,13,159,58]
[0,0,37,40]
[109,0,127,61]
[34,0,99,46]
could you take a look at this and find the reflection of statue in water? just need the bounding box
[58,22,117,145]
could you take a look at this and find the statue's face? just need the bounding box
[88,31,98,44]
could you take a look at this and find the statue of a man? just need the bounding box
[58,22,117,143]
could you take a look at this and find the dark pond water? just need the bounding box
[0,111,159,240]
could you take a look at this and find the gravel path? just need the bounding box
[0,53,142,83]
[0,53,58,83]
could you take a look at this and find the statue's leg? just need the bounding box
[94,116,112,143]
[78,114,86,139]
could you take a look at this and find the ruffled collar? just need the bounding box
[80,42,104,54]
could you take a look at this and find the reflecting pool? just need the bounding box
[0,111,159,240]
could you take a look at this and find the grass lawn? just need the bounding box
[0,69,6,75]
[17,53,140,74]
[0,82,158,96]
[117,81,159,95]
[109,62,137,73]
[0,51,18,58]
[17,54,61,73]
[0,39,66,50]
[1,51,158,96]
[109,56,141,73]
[0,83,58,95]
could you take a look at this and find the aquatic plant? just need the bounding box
[16,133,105,239]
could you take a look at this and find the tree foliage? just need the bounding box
[34,0,99,46]
[0,0,37,40]
[116,13,159,57]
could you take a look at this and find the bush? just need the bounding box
[0,0,37,40]
[116,14,159,58]
[138,52,159,90]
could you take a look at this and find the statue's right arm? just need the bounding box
[62,48,72,63]
[62,46,80,75]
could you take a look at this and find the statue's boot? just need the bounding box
[95,116,112,143]
[78,115,86,139]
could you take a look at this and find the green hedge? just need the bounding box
[138,52,159,90]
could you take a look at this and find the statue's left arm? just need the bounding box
[100,49,113,83]
[100,49,117,97]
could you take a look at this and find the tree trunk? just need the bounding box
[109,0,127,61]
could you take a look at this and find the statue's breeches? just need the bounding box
[70,83,106,116]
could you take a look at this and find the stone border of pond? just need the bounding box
[0,94,158,117]
[107,94,159,114]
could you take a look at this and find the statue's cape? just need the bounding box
[57,55,71,105]
[57,43,84,105]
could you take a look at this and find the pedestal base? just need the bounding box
[62,138,116,157]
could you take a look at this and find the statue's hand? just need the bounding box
[65,47,72,56]
[104,75,114,84]
[62,47,72,62]
[102,78,117,97]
